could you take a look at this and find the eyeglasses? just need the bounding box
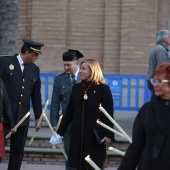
[150,79,170,85]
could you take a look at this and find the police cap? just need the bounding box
[22,39,44,55]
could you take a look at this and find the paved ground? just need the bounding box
[0,163,119,170]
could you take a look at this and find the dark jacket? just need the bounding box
[118,97,170,170]
[0,54,42,126]
[0,78,14,128]
[58,82,114,170]
[50,71,81,159]
[50,71,81,126]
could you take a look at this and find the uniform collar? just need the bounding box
[17,54,24,65]
[70,68,79,80]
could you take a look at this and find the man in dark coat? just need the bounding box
[50,49,84,170]
[0,39,44,170]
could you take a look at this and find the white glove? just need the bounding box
[49,132,63,145]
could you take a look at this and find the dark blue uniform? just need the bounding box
[0,54,42,170]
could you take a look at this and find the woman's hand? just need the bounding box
[101,137,111,145]
[49,132,63,145]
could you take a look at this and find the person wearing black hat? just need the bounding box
[50,49,84,170]
[0,39,44,170]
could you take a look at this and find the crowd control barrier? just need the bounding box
[31,73,151,111]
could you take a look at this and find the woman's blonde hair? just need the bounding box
[80,59,105,84]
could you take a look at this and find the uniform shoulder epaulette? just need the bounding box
[56,71,65,77]
[0,55,10,58]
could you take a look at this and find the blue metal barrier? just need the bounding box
[104,74,151,111]
[32,73,151,111]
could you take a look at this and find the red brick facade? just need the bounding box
[18,0,170,74]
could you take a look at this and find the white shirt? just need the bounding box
[70,69,79,81]
[17,54,25,72]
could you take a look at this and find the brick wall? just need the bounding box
[18,0,170,74]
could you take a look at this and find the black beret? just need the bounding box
[62,49,84,61]
[22,39,44,55]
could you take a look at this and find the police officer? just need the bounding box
[0,39,44,170]
[50,49,84,170]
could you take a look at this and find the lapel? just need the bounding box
[23,64,31,77]
[11,55,23,77]
[154,98,170,135]
[64,73,73,86]
[64,72,81,86]
[11,55,32,78]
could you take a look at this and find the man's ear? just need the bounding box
[25,51,30,55]
[163,36,168,42]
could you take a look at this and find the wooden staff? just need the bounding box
[85,155,101,170]
[99,105,132,143]
[6,112,30,139]
[43,114,68,161]
[55,115,68,160]
[43,114,56,136]
[51,115,62,149]
[96,120,127,140]
[56,115,63,130]
[29,100,49,146]
[108,147,125,156]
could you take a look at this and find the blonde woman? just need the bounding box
[55,59,114,170]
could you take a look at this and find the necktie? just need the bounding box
[23,63,27,75]
[71,75,76,85]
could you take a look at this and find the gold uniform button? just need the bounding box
[22,86,24,89]
[23,79,25,81]
[21,94,23,97]
[19,102,21,104]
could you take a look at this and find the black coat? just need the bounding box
[0,54,42,126]
[58,82,114,170]
[0,78,14,128]
[118,97,170,170]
